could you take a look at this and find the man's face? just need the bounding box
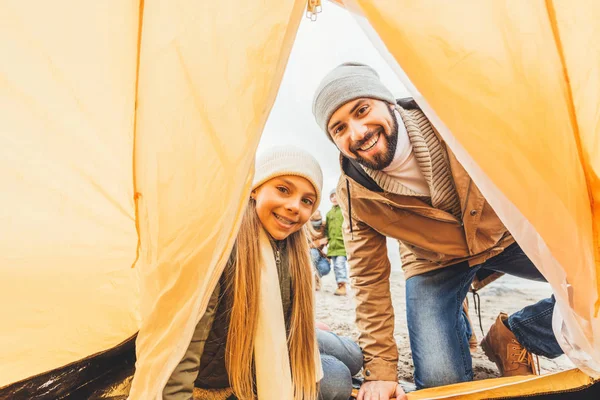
[328,98,398,170]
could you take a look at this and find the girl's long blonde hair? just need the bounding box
[225,199,317,400]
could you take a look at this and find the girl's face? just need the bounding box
[252,175,317,240]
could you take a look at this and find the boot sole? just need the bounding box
[481,337,505,376]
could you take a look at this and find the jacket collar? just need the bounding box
[340,153,383,192]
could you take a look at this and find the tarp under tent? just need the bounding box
[1,0,599,399]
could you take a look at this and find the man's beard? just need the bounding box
[350,106,399,170]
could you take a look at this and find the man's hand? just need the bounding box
[357,380,407,400]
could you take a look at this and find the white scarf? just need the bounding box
[254,228,323,399]
[381,109,430,196]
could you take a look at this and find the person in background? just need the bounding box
[307,210,330,291]
[325,189,349,296]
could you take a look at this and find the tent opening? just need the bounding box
[1,1,598,399]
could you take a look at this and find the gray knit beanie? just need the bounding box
[312,62,396,141]
[252,145,323,210]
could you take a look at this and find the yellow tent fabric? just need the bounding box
[128,1,306,398]
[2,0,600,398]
[0,0,305,396]
[0,1,140,387]
[407,368,595,400]
[345,0,600,375]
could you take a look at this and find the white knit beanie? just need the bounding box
[252,145,323,210]
[312,62,396,141]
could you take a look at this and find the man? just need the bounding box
[307,210,330,290]
[312,62,562,400]
[325,189,350,296]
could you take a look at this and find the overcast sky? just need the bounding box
[258,3,410,214]
[257,4,410,267]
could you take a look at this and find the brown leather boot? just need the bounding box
[334,282,347,296]
[462,299,478,352]
[315,273,321,291]
[481,313,538,377]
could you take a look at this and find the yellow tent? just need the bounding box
[0,0,598,399]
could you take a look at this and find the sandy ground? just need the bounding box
[315,269,574,386]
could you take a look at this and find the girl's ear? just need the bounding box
[250,189,256,200]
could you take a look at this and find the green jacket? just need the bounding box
[326,205,346,257]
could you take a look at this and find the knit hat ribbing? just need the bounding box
[252,145,323,210]
[312,62,396,141]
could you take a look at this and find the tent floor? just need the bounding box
[2,341,598,400]
[0,336,136,400]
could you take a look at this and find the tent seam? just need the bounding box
[544,0,600,317]
[131,0,145,269]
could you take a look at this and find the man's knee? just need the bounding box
[414,356,472,389]
[319,355,353,400]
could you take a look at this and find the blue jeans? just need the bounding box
[317,329,362,400]
[311,248,331,277]
[331,256,349,284]
[406,243,562,389]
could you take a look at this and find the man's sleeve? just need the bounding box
[338,185,398,382]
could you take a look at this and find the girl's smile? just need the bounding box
[252,175,317,240]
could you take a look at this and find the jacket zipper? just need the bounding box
[346,179,354,239]
[459,179,473,227]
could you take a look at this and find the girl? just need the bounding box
[164,146,362,400]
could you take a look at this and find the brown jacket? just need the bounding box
[336,106,514,381]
